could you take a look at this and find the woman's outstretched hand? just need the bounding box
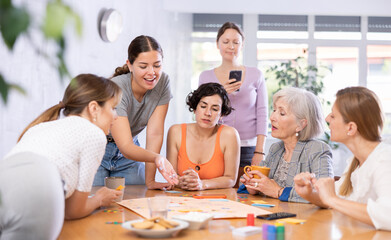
[154,155,179,185]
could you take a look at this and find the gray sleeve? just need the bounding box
[157,73,172,106]
[288,140,333,203]
[111,74,131,117]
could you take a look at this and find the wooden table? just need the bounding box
[58,185,391,240]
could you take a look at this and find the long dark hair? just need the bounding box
[112,35,163,77]
[18,74,122,141]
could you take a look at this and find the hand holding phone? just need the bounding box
[229,70,242,84]
[256,212,296,220]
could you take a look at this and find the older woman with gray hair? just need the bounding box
[240,87,333,203]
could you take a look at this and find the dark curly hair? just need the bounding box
[186,83,233,116]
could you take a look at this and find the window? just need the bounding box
[367,45,391,134]
[258,15,308,39]
[367,16,391,41]
[192,14,391,136]
[314,16,361,40]
[191,14,243,89]
[257,43,308,109]
[316,47,359,113]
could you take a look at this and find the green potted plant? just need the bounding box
[0,0,81,104]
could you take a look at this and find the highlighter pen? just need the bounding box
[116,185,125,191]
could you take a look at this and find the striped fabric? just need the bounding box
[261,139,334,203]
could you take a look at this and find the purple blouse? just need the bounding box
[199,67,268,140]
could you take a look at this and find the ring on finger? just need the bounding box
[254,182,258,188]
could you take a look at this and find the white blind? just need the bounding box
[193,14,243,32]
[315,16,361,32]
[258,15,307,31]
[368,17,391,33]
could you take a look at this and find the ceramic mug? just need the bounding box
[243,165,270,179]
[104,176,125,201]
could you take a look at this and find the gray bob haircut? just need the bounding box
[273,87,324,141]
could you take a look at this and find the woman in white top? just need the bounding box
[1,74,123,239]
[294,86,391,231]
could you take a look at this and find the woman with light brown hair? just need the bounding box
[294,86,391,231]
[0,74,123,239]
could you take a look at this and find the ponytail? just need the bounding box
[18,102,65,141]
[112,64,130,78]
[18,74,121,142]
[338,157,359,196]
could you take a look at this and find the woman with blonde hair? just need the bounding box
[294,86,391,231]
[240,87,333,202]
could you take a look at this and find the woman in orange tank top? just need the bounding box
[166,83,240,190]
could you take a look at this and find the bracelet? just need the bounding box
[254,151,266,155]
[277,187,284,198]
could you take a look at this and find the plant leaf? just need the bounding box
[9,83,26,95]
[0,73,9,103]
[0,0,11,9]
[42,1,69,39]
[72,12,82,37]
[0,73,26,104]
[0,6,30,49]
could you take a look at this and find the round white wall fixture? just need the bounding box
[99,9,123,42]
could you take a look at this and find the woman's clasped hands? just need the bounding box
[294,172,337,207]
[177,168,204,191]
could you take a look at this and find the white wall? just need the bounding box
[0,0,192,158]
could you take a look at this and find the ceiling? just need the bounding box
[163,0,391,16]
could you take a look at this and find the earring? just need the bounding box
[93,117,97,122]
[347,132,350,136]
[218,117,223,124]
[295,132,299,137]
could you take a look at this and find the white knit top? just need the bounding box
[336,142,391,230]
[5,116,106,198]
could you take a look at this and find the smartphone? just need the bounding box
[256,212,296,220]
[193,194,227,199]
[229,70,242,84]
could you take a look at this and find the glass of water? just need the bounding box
[147,197,170,218]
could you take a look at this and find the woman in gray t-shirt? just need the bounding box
[92,35,178,189]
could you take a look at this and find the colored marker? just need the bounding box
[116,185,124,191]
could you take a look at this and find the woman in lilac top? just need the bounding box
[199,22,268,187]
